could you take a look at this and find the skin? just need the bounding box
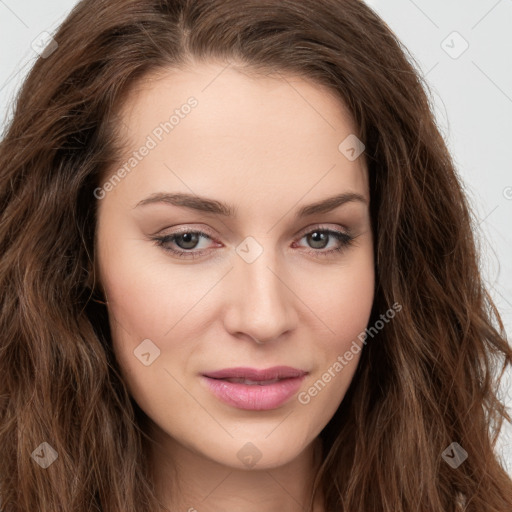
[95,60,375,512]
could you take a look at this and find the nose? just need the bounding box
[222,247,298,345]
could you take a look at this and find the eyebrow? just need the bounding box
[134,191,367,217]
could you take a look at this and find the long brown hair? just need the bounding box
[1,0,511,510]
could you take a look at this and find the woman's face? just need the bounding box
[95,62,374,470]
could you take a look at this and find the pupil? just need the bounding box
[308,231,328,249]
[178,233,199,249]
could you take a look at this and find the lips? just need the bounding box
[201,366,308,410]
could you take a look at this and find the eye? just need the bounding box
[151,230,218,259]
[294,226,355,257]
[167,232,205,250]
[150,225,356,259]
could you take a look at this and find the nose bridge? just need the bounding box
[224,236,296,343]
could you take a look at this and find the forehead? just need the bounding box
[106,62,369,207]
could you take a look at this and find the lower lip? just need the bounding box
[201,375,306,410]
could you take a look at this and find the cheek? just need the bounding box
[294,250,374,409]
[96,233,228,414]
[99,256,202,427]
[97,228,210,339]
[300,247,375,348]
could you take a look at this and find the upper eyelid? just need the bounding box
[297,224,350,237]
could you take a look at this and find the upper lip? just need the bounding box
[203,366,307,381]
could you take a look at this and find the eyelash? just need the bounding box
[150,225,356,260]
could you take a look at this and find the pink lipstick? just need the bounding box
[201,366,307,410]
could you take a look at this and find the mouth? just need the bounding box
[201,366,308,410]
[212,377,283,385]
[203,366,307,381]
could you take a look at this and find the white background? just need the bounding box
[1,0,511,476]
